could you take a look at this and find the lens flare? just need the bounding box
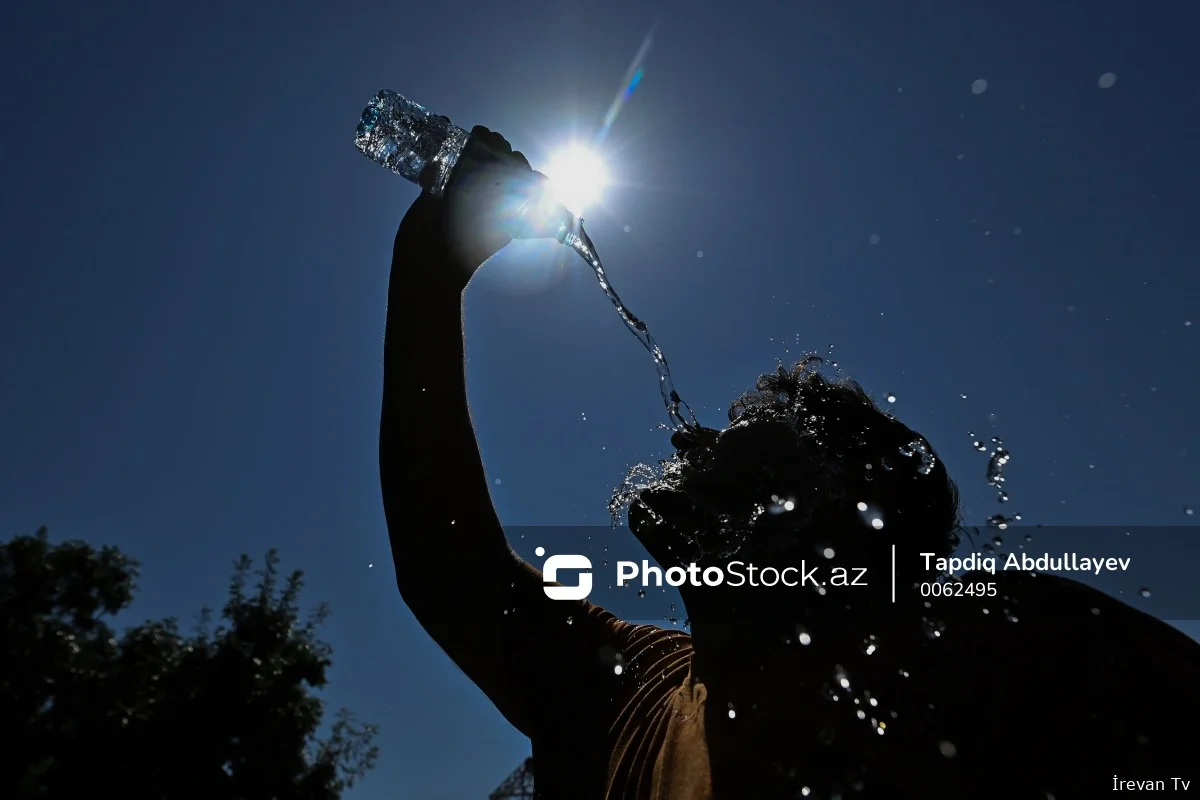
[596,24,656,145]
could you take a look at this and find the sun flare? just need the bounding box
[546,145,608,216]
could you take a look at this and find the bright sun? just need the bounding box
[545,145,608,216]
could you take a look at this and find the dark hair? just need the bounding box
[659,357,962,567]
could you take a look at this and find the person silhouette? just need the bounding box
[380,127,1200,799]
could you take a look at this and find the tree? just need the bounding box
[0,528,378,799]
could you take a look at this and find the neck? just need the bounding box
[683,589,817,685]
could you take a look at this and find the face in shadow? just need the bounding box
[624,360,961,615]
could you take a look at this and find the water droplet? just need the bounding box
[835,666,851,689]
[566,616,574,625]
[728,707,737,719]
[986,445,1011,488]
[861,635,878,655]
[614,664,623,675]
[939,740,958,757]
[869,233,882,245]
[822,547,836,558]
[696,250,704,258]
[960,393,968,399]
[1098,72,1117,89]
[971,79,988,94]
[992,536,1003,547]
[796,625,813,646]
[1139,587,1151,598]
[922,618,946,639]
[637,589,646,598]
[871,518,884,529]
[1185,506,1194,516]
[886,393,897,403]
[1013,227,1022,235]
[623,225,631,232]
[956,153,965,160]
[494,478,502,485]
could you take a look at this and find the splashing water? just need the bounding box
[567,227,699,431]
[898,439,936,475]
[609,461,675,524]
[979,435,1019,514]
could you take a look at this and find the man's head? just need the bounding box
[622,358,961,584]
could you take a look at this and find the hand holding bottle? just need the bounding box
[400,126,568,280]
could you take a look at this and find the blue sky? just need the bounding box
[2,1,1198,796]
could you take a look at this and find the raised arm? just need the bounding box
[379,130,634,739]
[380,190,530,735]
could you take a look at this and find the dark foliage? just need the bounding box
[1,528,378,799]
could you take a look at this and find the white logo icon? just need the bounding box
[536,546,593,600]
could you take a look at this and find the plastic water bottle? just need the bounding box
[354,89,578,243]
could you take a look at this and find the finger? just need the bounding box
[469,125,504,156]
[468,126,519,169]
[477,127,511,155]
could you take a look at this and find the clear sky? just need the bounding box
[2,1,1198,797]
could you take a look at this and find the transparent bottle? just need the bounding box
[354,90,579,244]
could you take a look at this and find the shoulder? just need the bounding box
[940,569,1200,672]
[926,571,1200,775]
